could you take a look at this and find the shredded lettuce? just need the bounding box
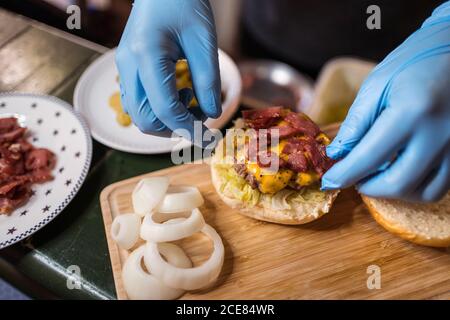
[214,163,326,208]
[287,186,326,203]
[215,163,260,206]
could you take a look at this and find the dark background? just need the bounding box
[1,0,445,77]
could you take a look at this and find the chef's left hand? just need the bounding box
[321,2,450,202]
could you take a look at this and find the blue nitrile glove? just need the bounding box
[115,0,221,145]
[322,2,450,202]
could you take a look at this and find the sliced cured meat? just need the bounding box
[282,139,310,172]
[281,136,334,175]
[283,112,320,137]
[25,148,56,171]
[303,143,335,176]
[0,127,26,143]
[0,183,31,215]
[0,179,24,195]
[269,125,300,139]
[0,117,56,215]
[0,145,25,181]
[242,106,285,129]
[281,136,311,154]
[10,139,33,153]
[0,117,20,133]
[27,169,54,183]
[0,146,16,165]
[286,152,309,172]
[242,106,284,121]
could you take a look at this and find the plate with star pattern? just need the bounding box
[0,93,92,249]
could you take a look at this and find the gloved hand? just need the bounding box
[115,0,221,144]
[322,2,450,202]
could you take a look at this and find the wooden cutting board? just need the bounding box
[100,123,449,300]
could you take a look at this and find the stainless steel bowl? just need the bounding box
[238,60,314,112]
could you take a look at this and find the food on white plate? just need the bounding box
[122,243,192,300]
[109,91,131,127]
[132,176,169,217]
[140,208,205,242]
[174,60,199,107]
[144,223,224,291]
[108,60,219,127]
[111,176,225,299]
[157,186,204,213]
[362,193,450,248]
[111,213,141,250]
[108,75,131,127]
[211,106,339,225]
[0,117,56,215]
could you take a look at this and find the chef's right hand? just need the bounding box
[116,0,221,142]
[322,2,450,202]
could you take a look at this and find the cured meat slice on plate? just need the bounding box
[0,117,56,215]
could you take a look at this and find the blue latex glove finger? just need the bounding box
[116,39,201,134]
[116,47,167,133]
[135,48,209,143]
[177,87,208,123]
[406,150,450,202]
[322,106,409,189]
[181,10,221,118]
[357,128,447,199]
[115,6,168,134]
[115,4,137,116]
[326,79,384,160]
[129,87,206,136]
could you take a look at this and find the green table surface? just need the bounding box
[0,8,201,299]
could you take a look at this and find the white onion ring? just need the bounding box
[132,177,169,217]
[140,208,205,242]
[157,185,204,213]
[122,244,192,300]
[144,224,224,290]
[110,213,141,250]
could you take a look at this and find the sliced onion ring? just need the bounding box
[132,177,169,217]
[140,209,205,242]
[111,213,141,250]
[144,224,224,290]
[157,185,204,213]
[122,243,191,300]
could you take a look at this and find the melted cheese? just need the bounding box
[246,163,293,194]
[316,133,331,145]
[296,171,319,187]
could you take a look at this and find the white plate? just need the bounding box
[74,48,242,154]
[0,93,92,250]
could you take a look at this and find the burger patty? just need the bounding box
[233,163,258,189]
